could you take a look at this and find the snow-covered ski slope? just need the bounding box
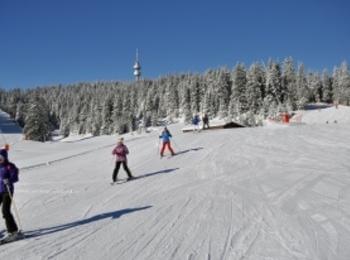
[1,105,350,260]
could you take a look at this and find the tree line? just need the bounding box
[0,57,349,141]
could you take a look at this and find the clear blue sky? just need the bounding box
[1,0,349,89]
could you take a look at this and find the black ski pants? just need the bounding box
[0,192,18,233]
[113,161,132,181]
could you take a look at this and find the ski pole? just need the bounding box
[157,138,161,156]
[5,183,23,231]
[111,156,115,166]
[171,138,180,150]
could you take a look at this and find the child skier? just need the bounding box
[0,149,20,243]
[192,114,201,132]
[159,127,175,157]
[111,138,134,183]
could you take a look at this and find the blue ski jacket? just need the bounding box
[192,115,200,125]
[159,131,172,143]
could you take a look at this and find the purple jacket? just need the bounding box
[112,144,129,162]
[0,163,14,194]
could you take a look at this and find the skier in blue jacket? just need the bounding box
[159,127,175,157]
[192,114,200,132]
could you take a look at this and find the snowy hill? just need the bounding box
[298,104,350,125]
[0,107,350,259]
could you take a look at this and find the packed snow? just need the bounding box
[0,105,350,260]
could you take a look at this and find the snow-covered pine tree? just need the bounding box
[23,95,50,142]
[5,88,22,118]
[181,86,193,123]
[189,75,202,115]
[143,86,155,127]
[85,100,97,136]
[203,70,218,118]
[282,57,297,110]
[101,95,114,134]
[216,68,231,118]
[246,62,265,115]
[229,63,247,119]
[78,99,90,134]
[265,60,284,114]
[155,80,167,120]
[296,63,309,109]
[111,92,123,133]
[321,69,333,103]
[57,92,69,136]
[307,72,322,103]
[119,90,133,133]
[152,93,161,126]
[15,101,25,127]
[164,77,180,119]
[338,62,350,105]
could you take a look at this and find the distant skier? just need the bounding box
[159,127,175,157]
[202,113,209,129]
[192,114,200,132]
[111,138,134,183]
[0,149,20,243]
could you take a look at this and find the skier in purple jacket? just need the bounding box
[0,151,19,242]
[111,138,134,183]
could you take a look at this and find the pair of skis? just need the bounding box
[0,231,25,245]
[110,177,138,185]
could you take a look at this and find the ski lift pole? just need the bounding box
[5,183,23,231]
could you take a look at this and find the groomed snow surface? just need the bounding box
[1,105,350,260]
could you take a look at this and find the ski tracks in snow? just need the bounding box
[2,125,350,259]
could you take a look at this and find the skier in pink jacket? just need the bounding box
[112,138,134,183]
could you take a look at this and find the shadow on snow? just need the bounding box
[174,147,204,156]
[24,206,152,239]
[135,167,180,180]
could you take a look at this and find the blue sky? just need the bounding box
[0,0,349,89]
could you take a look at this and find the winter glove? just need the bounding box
[3,179,9,185]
